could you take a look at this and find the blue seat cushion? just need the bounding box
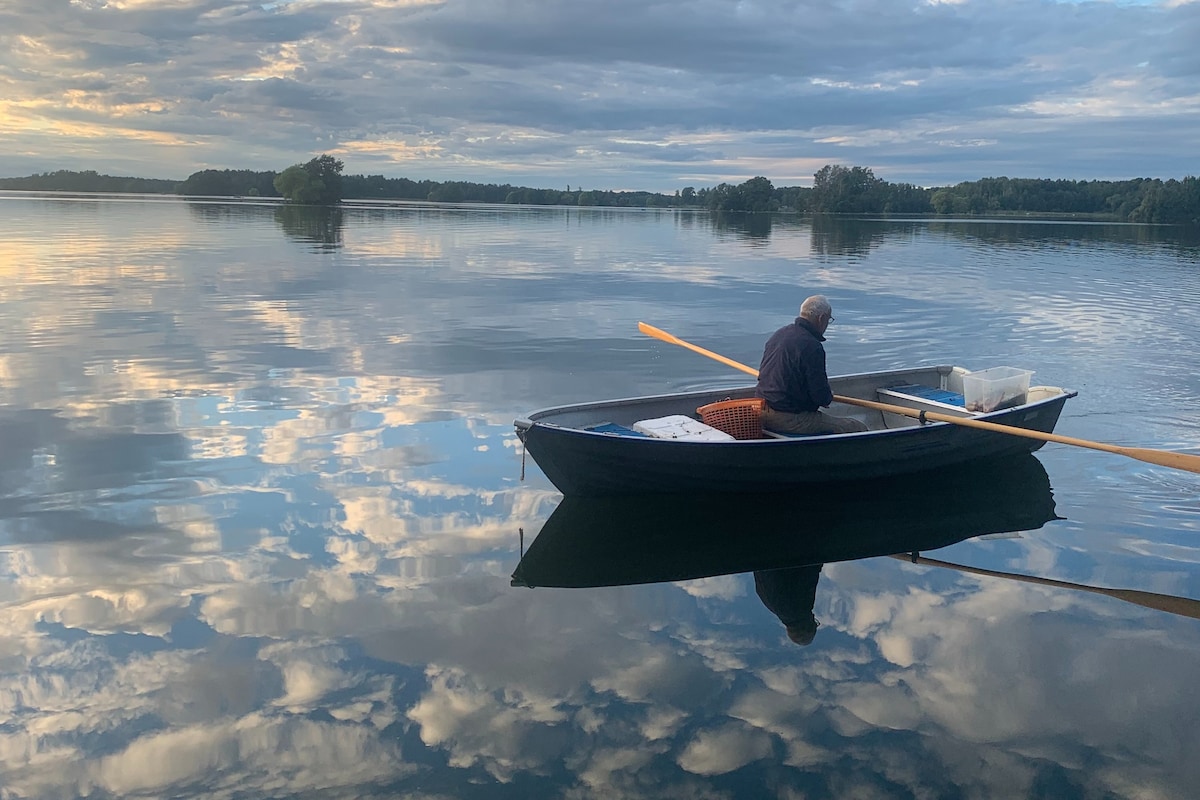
[586,422,650,437]
[887,384,965,407]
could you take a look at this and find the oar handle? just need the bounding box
[835,395,1200,474]
[834,394,1071,445]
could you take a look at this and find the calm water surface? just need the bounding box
[1,194,1199,799]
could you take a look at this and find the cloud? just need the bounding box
[91,713,412,798]
[2,248,1198,800]
[676,721,774,776]
[406,666,571,782]
[0,0,1196,188]
[4,521,1199,798]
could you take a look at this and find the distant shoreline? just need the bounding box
[2,167,1196,224]
[0,188,1143,224]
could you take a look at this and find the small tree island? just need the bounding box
[274,155,345,205]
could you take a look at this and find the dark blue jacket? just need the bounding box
[755,318,833,412]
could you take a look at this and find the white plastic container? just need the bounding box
[962,367,1034,412]
[632,415,736,442]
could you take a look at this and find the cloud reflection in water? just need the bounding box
[2,198,1199,798]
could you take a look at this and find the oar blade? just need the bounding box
[638,321,760,378]
[1109,588,1200,620]
[638,321,678,344]
[1124,446,1200,475]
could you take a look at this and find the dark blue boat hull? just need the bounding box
[517,387,1072,496]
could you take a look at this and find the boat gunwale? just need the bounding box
[515,364,1077,443]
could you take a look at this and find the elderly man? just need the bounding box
[755,295,869,435]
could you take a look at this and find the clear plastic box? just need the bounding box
[962,367,1034,412]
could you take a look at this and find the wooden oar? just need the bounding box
[637,321,1200,475]
[890,553,1200,621]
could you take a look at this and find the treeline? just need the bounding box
[0,169,178,194]
[171,165,1200,224]
[3,168,684,208]
[173,163,677,206]
[350,176,678,207]
[929,175,1200,224]
[698,166,1200,225]
[4,165,1198,225]
[701,166,1200,224]
[174,169,279,197]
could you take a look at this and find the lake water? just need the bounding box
[1,193,1199,798]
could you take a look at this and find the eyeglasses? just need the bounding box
[826,314,835,324]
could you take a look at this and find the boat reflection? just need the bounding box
[512,452,1059,590]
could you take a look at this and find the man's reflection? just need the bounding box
[754,564,822,645]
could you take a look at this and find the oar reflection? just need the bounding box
[892,553,1200,622]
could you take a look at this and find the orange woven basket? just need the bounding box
[696,397,765,440]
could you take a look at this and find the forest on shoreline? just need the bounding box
[2,164,1197,225]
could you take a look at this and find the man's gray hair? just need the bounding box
[799,295,831,321]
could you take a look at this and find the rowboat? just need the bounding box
[514,364,1076,496]
[512,452,1059,589]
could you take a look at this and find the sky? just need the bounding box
[1,0,1197,192]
